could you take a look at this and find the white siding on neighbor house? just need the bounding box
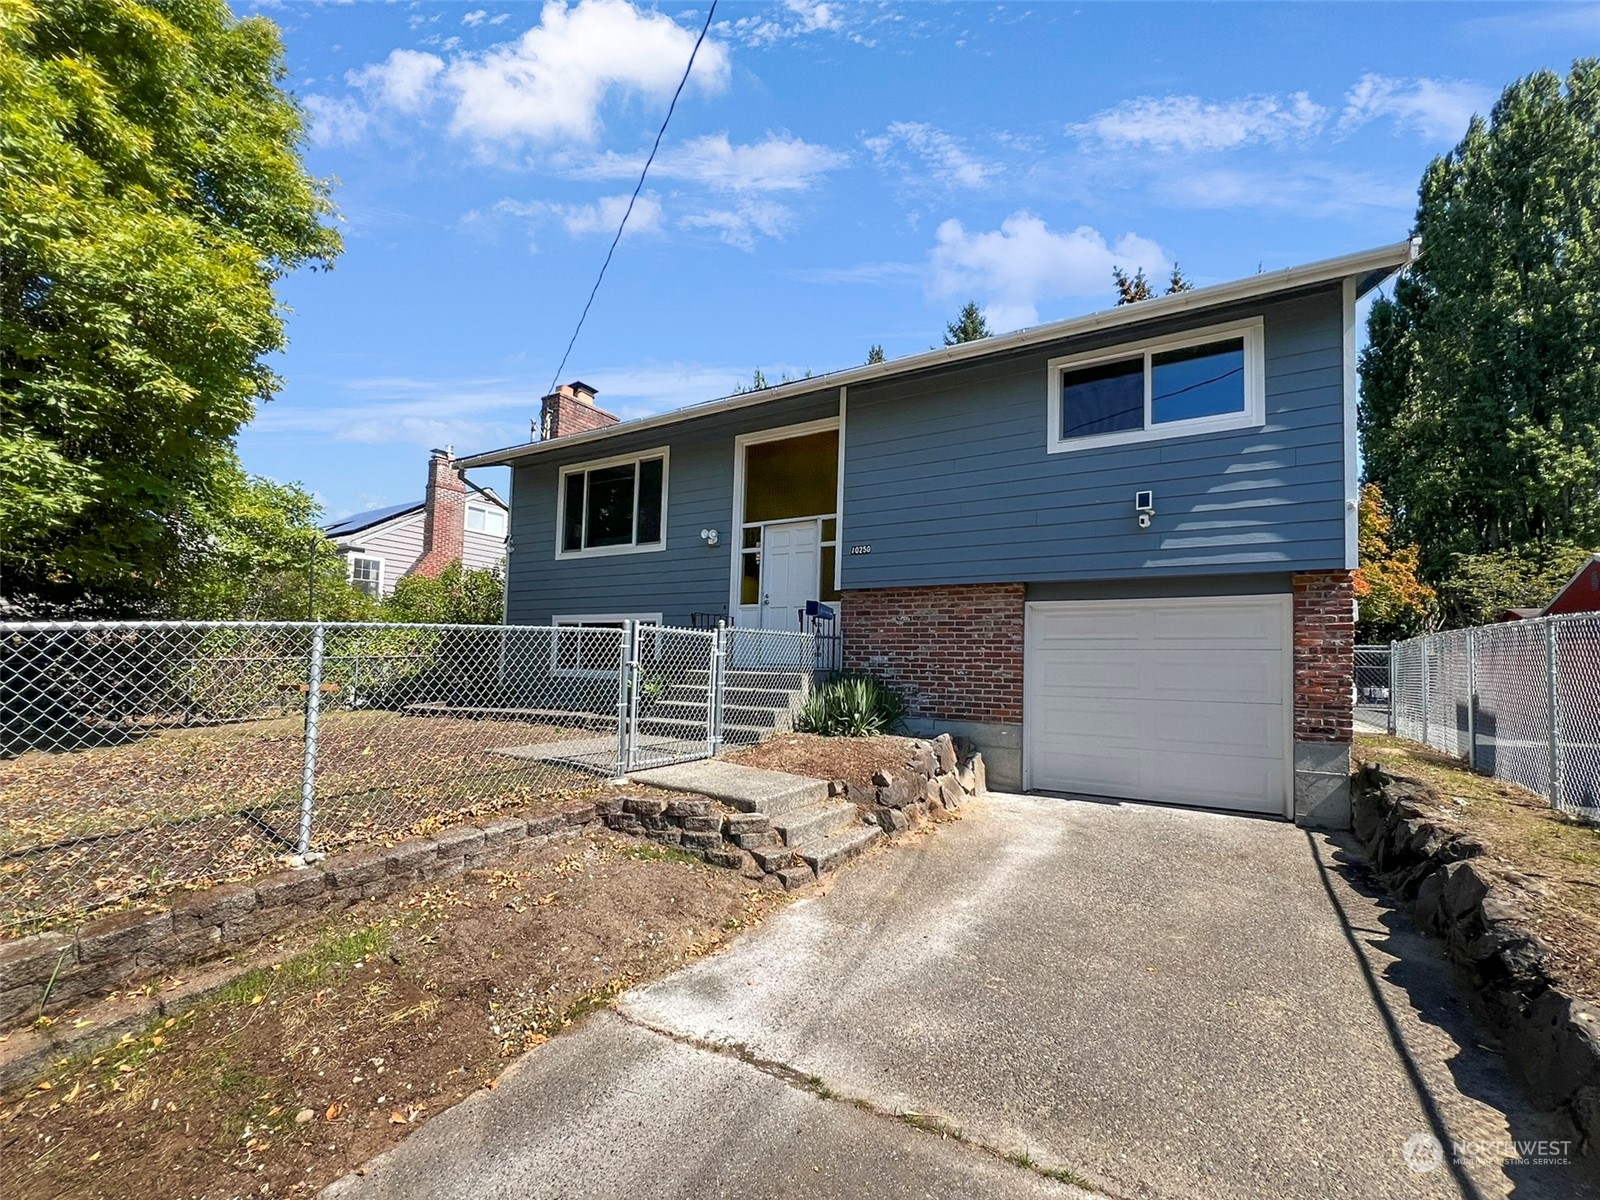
[462,525,508,572]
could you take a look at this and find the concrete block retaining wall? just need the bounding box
[0,802,601,1033]
[1352,762,1600,1153]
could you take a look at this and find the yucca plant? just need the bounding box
[795,672,907,737]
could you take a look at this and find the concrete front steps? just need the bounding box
[627,760,880,890]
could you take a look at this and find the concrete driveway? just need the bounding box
[324,792,1594,1200]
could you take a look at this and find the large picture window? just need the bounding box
[557,449,668,557]
[1047,318,1263,453]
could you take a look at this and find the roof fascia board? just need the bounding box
[461,240,1416,470]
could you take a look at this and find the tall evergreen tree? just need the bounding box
[1359,61,1600,583]
[866,344,886,364]
[943,302,991,345]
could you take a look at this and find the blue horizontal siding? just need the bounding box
[839,286,1349,588]
[503,391,838,626]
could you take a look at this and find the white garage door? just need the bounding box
[1024,596,1291,816]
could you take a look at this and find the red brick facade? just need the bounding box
[843,583,1026,723]
[844,575,1355,746]
[538,382,620,441]
[1292,569,1356,745]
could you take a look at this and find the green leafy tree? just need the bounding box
[866,344,885,364]
[1354,483,1435,640]
[1433,543,1595,629]
[1360,61,1600,584]
[385,562,506,626]
[943,302,991,345]
[0,0,341,614]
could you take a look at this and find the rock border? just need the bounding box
[1351,762,1600,1154]
[850,733,986,834]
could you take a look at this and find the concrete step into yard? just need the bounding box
[773,800,856,846]
[794,824,881,877]
[628,760,828,816]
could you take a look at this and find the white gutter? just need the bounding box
[460,239,1417,470]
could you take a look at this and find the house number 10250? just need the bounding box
[849,545,872,555]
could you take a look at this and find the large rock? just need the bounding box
[932,734,958,774]
[876,774,917,810]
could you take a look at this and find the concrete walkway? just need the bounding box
[323,793,1596,1200]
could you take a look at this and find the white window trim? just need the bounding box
[550,613,664,679]
[465,502,507,538]
[727,416,842,625]
[1045,316,1265,454]
[347,553,385,596]
[554,446,670,560]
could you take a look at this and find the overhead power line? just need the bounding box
[545,0,719,397]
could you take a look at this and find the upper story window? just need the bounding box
[557,448,668,558]
[1046,317,1264,454]
[465,503,507,537]
[348,554,383,597]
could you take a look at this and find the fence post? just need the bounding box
[295,623,325,860]
[1419,638,1431,748]
[1465,628,1478,770]
[708,622,726,759]
[613,620,635,783]
[1546,619,1563,809]
[1386,642,1397,735]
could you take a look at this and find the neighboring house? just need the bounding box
[460,242,1418,829]
[323,448,508,598]
[1498,554,1600,621]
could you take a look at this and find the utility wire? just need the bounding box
[545,0,719,397]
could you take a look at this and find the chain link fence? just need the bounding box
[0,619,813,934]
[1354,644,1392,733]
[1389,613,1600,821]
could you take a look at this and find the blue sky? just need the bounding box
[237,0,1599,519]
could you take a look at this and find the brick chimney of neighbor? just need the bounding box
[409,447,468,578]
[537,381,619,441]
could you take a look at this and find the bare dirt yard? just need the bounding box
[1,713,612,932]
[0,826,786,1200]
[729,732,920,793]
[1358,734,1600,1006]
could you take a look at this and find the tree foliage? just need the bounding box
[1113,263,1191,305]
[1432,543,1594,629]
[0,0,341,613]
[1359,61,1600,584]
[385,562,506,626]
[866,344,885,364]
[1354,484,1434,641]
[943,302,991,345]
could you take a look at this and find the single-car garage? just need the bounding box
[1023,595,1292,816]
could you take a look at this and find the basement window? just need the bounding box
[1047,317,1264,453]
[556,449,668,558]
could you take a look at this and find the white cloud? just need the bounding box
[443,0,730,147]
[302,94,369,146]
[681,199,793,251]
[558,192,664,237]
[864,122,994,188]
[929,212,1169,331]
[461,8,488,26]
[1338,74,1491,142]
[349,48,445,114]
[1162,165,1414,216]
[726,0,846,46]
[574,131,846,192]
[1069,92,1326,152]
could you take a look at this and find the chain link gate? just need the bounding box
[0,619,811,933]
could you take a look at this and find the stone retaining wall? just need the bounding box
[851,733,986,833]
[0,802,601,1033]
[1352,762,1600,1151]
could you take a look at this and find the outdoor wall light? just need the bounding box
[1135,490,1155,530]
[700,528,720,546]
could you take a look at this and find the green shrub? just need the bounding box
[794,673,907,737]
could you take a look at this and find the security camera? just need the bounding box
[1137,512,1152,529]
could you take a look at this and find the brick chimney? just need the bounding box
[409,447,468,579]
[537,381,620,441]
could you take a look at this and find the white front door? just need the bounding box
[760,520,820,631]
